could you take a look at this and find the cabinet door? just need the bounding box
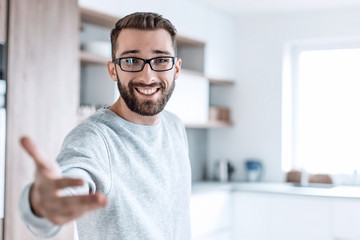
[166,71,209,124]
[6,0,79,239]
[191,190,231,239]
[0,0,6,42]
[232,192,270,240]
[232,192,333,240]
[268,195,332,240]
[332,198,360,239]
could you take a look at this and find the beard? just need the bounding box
[117,77,175,116]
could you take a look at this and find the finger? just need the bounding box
[20,136,48,169]
[52,178,85,190]
[58,193,108,215]
[20,136,61,177]
[46,193,108,225]
[64,192,108,207]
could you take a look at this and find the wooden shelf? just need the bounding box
[176,35,205,47]
[181,69,205,77]
[80,7,118,28]
[181,69,235,85]
[79,7,205,48]
[209,77,235,86]
[185,120,233,129]
[80,51,110,64]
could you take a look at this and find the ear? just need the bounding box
[174,58,182,80]
[107,61,118,82]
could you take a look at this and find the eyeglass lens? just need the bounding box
[118,57,175,72]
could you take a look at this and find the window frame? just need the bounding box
[281,37,360,175]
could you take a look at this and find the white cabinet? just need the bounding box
[166,71,209,124]
[231,192,270,240]
[332,198,360,240]
[268,195,332,240]
[191,186,360,240]
[231,192,357,240]
[191,190,231,240]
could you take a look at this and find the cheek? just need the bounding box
[159,72,175,86]
[117,72,134,84]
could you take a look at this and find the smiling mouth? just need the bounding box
[135,87,161,96]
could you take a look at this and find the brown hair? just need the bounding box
[110,12,177,59]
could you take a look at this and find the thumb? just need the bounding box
[20,136,61,178]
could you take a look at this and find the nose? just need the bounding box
[138,62,157,84]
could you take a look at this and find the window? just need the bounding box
[282,40,360,175]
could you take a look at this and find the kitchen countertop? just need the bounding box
[192,181,360,199]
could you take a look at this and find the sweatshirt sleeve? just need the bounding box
[19,182,90,238]
[19,183,62,238]
[56,122,112,196]
[18,121,111,238]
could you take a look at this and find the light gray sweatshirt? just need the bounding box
[19,108,192,240]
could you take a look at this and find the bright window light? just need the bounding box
[287,48,360,174]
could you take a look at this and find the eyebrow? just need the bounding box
[120,49,172,56]
[153,50,172,55]
[120,50,140,56]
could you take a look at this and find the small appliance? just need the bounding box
[245,159,263,182]
[213,158,235,182]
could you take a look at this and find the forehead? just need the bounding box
[116,29,174,55]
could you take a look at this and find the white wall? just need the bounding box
[208,7,360,182]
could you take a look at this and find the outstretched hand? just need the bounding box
[20,136,108,225]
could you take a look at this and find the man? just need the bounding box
[19,12,191,240]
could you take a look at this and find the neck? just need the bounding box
[109,97,160,125]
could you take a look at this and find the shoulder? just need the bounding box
[161,110,189,151]
[161,110,186,131]
[161,110,184,125]
[74,108,120,134]
[63,108,115,147]
[161,110,187,136]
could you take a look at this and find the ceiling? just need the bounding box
[193,0,360,15]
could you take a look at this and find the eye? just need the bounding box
[122,58,140,65]
[153,58,170,64]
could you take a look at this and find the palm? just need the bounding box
[20,136,108,225]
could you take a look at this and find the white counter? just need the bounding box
[192,181,360,199]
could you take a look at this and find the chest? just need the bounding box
[107,127,190,199]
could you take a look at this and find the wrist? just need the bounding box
[29,184,43,217]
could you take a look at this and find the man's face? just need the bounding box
[111,29,181,116]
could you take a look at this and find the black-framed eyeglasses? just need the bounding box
[113,56,177,72]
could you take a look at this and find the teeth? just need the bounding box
[138,88,157,95]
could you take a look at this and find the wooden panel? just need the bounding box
[0,0,7,42]
[0,219,3,240]
[5,0,79,239]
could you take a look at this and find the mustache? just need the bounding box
[129,81,166,89]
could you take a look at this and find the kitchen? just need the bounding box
[1,0,360,239]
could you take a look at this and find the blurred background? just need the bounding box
[1,0,360,239]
